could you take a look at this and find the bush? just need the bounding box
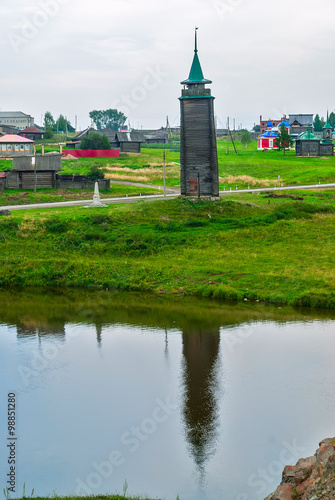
[80,132,111,150]
[44,128,54,139]
[86,165,105,180]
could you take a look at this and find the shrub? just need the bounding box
[86,165,105,180]
[80,132,111,150]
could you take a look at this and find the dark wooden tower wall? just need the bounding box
[180,93,219,197]
[179,30,219,198]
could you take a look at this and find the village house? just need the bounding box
[0,134,34,157]
[19,127,44,141]
[289,114,314,137]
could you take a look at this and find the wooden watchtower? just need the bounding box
[179,29,219,198]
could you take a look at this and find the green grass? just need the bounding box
[2,141,335,190]
[9,496,159,500]
[1,191,335,308]
[0,186,161,206]
[59,141,335,189]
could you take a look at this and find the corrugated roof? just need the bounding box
[0,134,34,143]
[0,111,32,118]
[289,114,313,126]
[116,132,145,142]
[19,127,44,134]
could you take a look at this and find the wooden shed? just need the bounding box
[5,154,62,189]
[114,132,145,152]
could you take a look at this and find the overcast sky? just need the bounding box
[1,0,335,131]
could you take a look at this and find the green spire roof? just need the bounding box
[323,110,331,129]
[181,28,212,85]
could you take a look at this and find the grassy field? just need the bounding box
[2,140,335,190]
[1,191,335,308]
[0,186,161,207]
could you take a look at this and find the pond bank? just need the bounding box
[1,194,335,308]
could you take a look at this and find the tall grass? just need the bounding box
[1,193,335,308]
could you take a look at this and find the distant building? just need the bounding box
[260,115,285,134]
[19,127,44,141]
[296,118,334,156]
[144,131,169,144]
[0,111,34,130]
[257,120,278,150]
[69,127,145,152]
[0,124,19,136]
[114,132,146,153]
[0,134,34,157]
[289,114,313,137]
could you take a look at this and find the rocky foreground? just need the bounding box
[265,438,335,500]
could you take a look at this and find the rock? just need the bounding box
[264,438,335,500]
[0,209,11,216]
[264,483,294,500]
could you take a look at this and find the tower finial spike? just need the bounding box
[195,26,199,53]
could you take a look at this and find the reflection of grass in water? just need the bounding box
[1,194,335,308]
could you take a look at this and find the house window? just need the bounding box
[20,144,24,151]
[15,144,19,151]
[269,139,273,147]
[25,144,30,150]
[2,145,6,151]
[7,145,12,151]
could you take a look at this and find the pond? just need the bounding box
[1,289,335,500]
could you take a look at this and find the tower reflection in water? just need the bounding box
[181,327,221,485]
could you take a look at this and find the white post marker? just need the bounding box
[91,182,107,207]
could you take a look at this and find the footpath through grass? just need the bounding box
[1,191,335,308]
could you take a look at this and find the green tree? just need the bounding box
[313,114,325,132]
[275,124,293,155]
[55,115,75,133]
[44,111,55,130]
[329,112,335,129]
[253,124,260,133]
[80,132,111,150]
[240,129,251,148]
[89,109,127,130]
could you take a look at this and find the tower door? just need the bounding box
[189,178,199,196]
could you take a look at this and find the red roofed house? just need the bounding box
[0,134,34,157]
[19,127,44,141]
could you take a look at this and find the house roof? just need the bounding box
[278,119,290,128]
[181,29,212,85]
[0,134,34,143]
[0,111,32,119]
[298,124,318,140]
[19,127,44,134]
[289,114,313,126]
[72,127,96,141]
[96,128,117,140]
[116,132,146,142]
[260,131,278,138]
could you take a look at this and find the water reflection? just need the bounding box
[181,328,221,484]
[1,289,335,499]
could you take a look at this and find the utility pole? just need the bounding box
[163,148,166,198]
[226,117,230,155]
